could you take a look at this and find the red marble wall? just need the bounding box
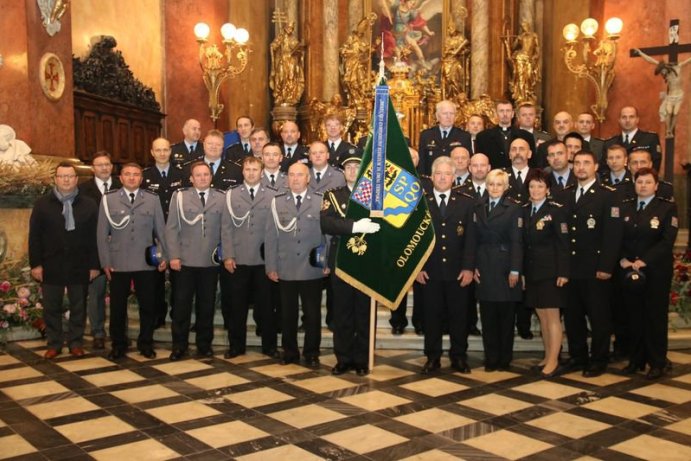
[164,0,230,140]
[601,0,690,174]
[0,0,74,157]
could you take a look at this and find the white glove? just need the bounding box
[352,218,381,234]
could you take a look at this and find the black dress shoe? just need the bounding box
[468,326,482,336]
[224,350,241,359]
[263,349,281,359]
[519,331,534,340]
[646,367,664,380]
[415,328,424,336]
[140,349,156,359]
[355,367,369,376]
[197,348,214,358]
[450,359,471,374]
[304,357,320,369]
[497,364,511,372]
[622,362,645,374]
[530,364,545,373]
[563,359,587,372]
[484,364,498,372]
[169,349,187,361]
[93,337,105,350]
[331,363,351,375]
[421,359,441,374]
[391,326,405,335]
[582,365,606,378]
[541,365,566,378]
[280,355,299,365]
[107,348,126,360]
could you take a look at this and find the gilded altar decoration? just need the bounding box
[388,60,422,143]
[441,19,470,100]
[39,53,65,101]
[340,13,378,111]
[37,0,69,36]
[308,95,356,142]
[454,93,498,128]
[503,21,541,106]
[270,21,305,106]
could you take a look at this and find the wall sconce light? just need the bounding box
[194,22,250,122]
[561,17,623,122]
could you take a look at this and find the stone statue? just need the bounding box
[0,125,36,167]
[504,21,540,106]
[441,21,470,101]
[269,22,305,106]
[633,48,691,138]
[340,13,377,110]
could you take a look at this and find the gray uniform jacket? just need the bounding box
[222,184,276,266]
[261,170,288,192]
[309,166,346,194]
[166,188,224,268]
[97,188,167,272]
[264,191,324,281]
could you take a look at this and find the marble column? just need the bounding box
[323,0,339,99]
[471,0,489,99]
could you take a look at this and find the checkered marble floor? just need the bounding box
[1,342,691,460]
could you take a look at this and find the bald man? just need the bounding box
[279,121,310,172]
[171,119,203,168]
[533,111,579,169]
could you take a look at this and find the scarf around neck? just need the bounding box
[53,186,79,231]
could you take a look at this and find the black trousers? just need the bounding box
[479,301,515,367]
[565,278,612,367]
[153,270,168,323]
[610,267,630,356]
[43,284,87,350]
[280,278,322,360]
[110,270,157,351]
[389,281,424,330]
[171,266,219,351]
[228,264,270,354]
[624,272,670,369]
[331,274,370,367]
[423,280,469,361]
[467,283,479,329]
[265,279,281,351]
[220,267,233,330]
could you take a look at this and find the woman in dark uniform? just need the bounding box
[473,169,523,371]
[523,171,570,377]
[619,167,678,379]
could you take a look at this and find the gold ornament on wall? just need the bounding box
[37,0,70,37]
[38,53,65,101]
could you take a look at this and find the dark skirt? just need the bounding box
[525,278,566,309]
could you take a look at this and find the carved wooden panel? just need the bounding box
[73,90,165,167]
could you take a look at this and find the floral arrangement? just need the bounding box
[670,249,691,324]
[0,258,45,344]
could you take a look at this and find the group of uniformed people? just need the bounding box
[30,101,678,380]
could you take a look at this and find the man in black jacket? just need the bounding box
[476,100,535,169]
[417,100,472,176]
[30,162,100,359]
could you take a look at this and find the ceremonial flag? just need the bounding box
[335,81,435,309]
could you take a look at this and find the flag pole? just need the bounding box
[368,298,377,372]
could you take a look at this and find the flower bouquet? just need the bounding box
[670,249,691,325]
[0,257,45,345]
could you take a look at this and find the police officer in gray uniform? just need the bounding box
[166,161,225,360]
[265,162,327,368]
[97,163,167,360]
[261,142,288,192]
[308,141,346,194]
[222,156,278,358]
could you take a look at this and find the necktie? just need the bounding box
[456,177,462,186]
[209,162,215,175]
[516,170,522,184]
[249,188,255,200]
[103,181,109,194]
[624,134,630,145]
[295,194,302,210]
[638,200,645,211]
[129,192,135,204]
[489,200,496,212]
[330,142,335,152]
[286,147,292,158]
[199,191,206,207]
[161,170,166,179]
[442,130,448,139]
[316,172,321,183]
[439,193,447,218]
[577,186,585,202]
[472,139,476,153]
[270,174,276,187]
[476,186,482,196]
[244,143,249,153]
[531,206,537,217]
[558,176,564,187]
[614,177,620,184]
[189,144,195,154]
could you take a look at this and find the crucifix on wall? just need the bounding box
[630,19,691,180]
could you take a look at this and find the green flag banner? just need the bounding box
[334,86,435,309]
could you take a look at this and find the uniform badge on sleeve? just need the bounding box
[611,207,619,218]
[560,223,568,234]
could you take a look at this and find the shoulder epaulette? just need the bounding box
[105,189,119,194]
[275,192,287,197]
[655,195,675,203]
[312,191,324,196]
[522,202,531,208]
[142,189,158,196]
[505,196,521,205]
[660,180,673,186]
[265,185,279,192]
[622,197,636,203]
[459,191,474,199]
[213,188,225,193]
[603,185,617,192]
[230,184,242,189]
[547,201,563,208]
[142,166,153,172]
